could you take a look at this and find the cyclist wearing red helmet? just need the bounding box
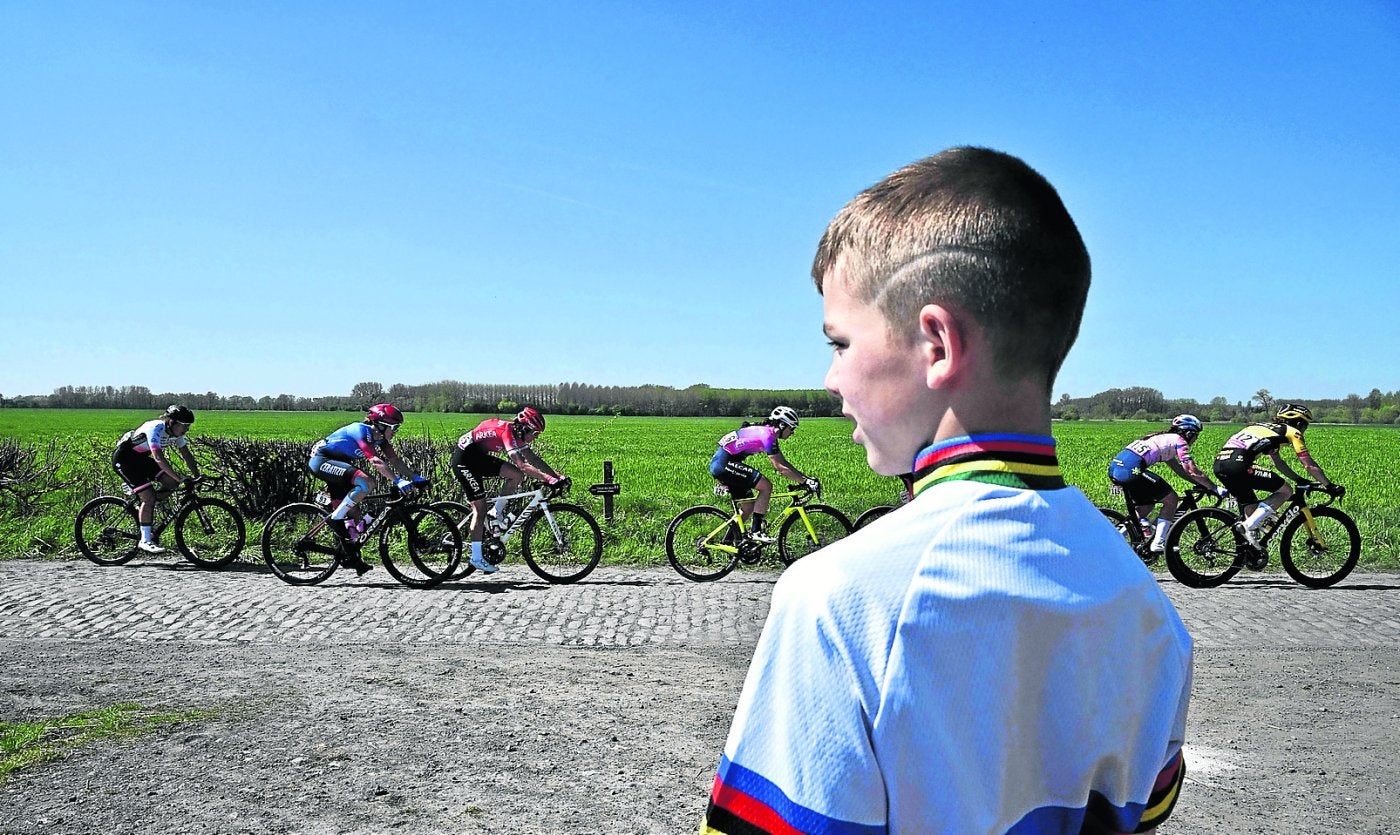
[308,403,428,575]
[112,404,203,554]
[450,406,567,574]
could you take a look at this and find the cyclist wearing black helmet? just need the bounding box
[112,404,202,554]
[450,406,567,574]
[1214,403,1340,553]
[709,405,819,545]
[308,403,428,575]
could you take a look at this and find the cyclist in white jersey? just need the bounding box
[111,405,202,554]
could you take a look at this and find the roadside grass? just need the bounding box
[0,702,218,782]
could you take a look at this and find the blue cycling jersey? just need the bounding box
[317,422,388,462]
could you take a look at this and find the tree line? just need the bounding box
[3,382,1398,424]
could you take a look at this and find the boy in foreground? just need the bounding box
[702,147,1193,834]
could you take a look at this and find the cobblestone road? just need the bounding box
[1,558,1397,648]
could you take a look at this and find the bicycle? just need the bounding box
[1096,485,1220,566]
[431,479,602,584]
[665,482,851,582]
[74,474,246,569]
[260,483,462,588]
[1163,482,1359,589]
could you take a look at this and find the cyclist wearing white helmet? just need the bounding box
[709,405,819,545]
[1214,403,1340,556]
[112,404,203,554]
[308,403,428,575]
[1108,414,1228,556]
[450,406,567,574]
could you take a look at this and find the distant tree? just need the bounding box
[1253,389,1274,416]
[351,382,385,407]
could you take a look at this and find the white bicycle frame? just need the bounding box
[489,486,568,548]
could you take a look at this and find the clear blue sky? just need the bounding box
[3,1,1397,403]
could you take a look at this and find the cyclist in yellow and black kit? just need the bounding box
[1213,403,1341,555]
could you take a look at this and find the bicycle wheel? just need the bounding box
[431,500,478,580]
[1279,506,1361,589]
[1098,507,1152,563]
[1164,507,1242,588]
[261,502,340,586]
[74,496,141,566]
[777,505,852,565]
[377,506,461,589]
[521,503,602,584]
[666,506,740,582]
[174,497,246,569]
[854,505,897,530]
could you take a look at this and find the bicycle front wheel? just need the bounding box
[666,506,740,582]
[261,502,339,586]
[379,506,462,589]
[1280,506,1360,589]
[521,503,602,584]
[777,505,852,566]
[75,496,141,566]
[1164,507,1241,588]
[854,505,897,530]
[174,497,246,569]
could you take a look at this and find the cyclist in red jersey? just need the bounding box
[450,407,568,573]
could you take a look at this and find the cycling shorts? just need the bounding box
[112,444,161,492]
[1112,470,1171,506]
[710,449,760,498]
[450,445,506,501]
[1213,450,1285,507]
[308,450,364,501]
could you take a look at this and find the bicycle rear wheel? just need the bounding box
[666,506,740,582]
[854,505,897,530]
[777,505,852,565]
[74,496,141,566]
[1097,507,1154,564]
[1164,507,1242,588]
[521,503,602,583]
[378,506,461,588]
[431,500,478,580]
[1280,506,1360,589]
[174,497,246,569]
[261,502,339,586]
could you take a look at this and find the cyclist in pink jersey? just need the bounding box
[450,407,568,574]
[709,406,818,545]
[1108,414,1228,556]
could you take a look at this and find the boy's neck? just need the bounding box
[930,378,1053,443]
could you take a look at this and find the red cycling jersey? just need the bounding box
[457,418,530,456]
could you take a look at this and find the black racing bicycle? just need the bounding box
[1163,482,1359,589]
[74,474,246,569]
[665,482,851,582]
[1096,485,1220,566]
[260,484,462,588]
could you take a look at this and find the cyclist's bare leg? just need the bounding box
[469,498,488,542]
[1243,482,1293,531]
[1148,491,1181,549]
[494,462,525,517]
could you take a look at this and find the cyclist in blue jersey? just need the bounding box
[709,406,818,545]
[308,403,428,575]
[112,404,203,554]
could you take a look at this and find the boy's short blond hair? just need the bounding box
[811,146,1091,391]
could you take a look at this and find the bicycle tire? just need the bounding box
[261,502,340,586]
[1279,506,1361,589]
[431,500,478,580]
[777,504,852,566]
[854,505,897,530]
[520,503,602,584]
[1164,507,1242,588]
[1097,506,1155,564]
[378,505,462,589]
[74,496,141,566]
[666,506,740,582]
[174,497,246,569]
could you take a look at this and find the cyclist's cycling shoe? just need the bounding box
[469,552,499,574]
[1233,522,1262,551]
[339,551,374,576]
[137,540,167,555]
[747,532,777,546]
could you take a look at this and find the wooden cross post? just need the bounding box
[587,460,622,524]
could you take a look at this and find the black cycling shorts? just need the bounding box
[1112,470,1171,506]
[450,445,506,501]
[709,449,759,499]
[1214,450,1285,506]
[112,445,162,492]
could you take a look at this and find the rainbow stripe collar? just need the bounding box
[911,433,1065,496]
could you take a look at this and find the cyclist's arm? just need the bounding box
[1266,449,1307,484]
[176,445,202,478]
[375,444,416,480]
[148,446,183,482]
[766,451,806,484]
[1165,458,1213,491]
[1290,442,1331,485]
[509,447,563,484]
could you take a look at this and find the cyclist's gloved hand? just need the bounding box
[411,474,431,487]
[1214,486,1230,499]
[394,477,415,495]
[550,476,572,495]
[1326,483,1346,498]
[803,476,821,493]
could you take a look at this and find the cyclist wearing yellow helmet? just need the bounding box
[1213,403,1341,552]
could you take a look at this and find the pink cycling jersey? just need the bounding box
[1122,432,1196,469]
[457,418,530,456]
[718,425,779,459]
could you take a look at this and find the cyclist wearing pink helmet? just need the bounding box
[307,403,428,575]
[451,406,568,573]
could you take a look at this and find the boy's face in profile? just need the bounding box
[822,267,937,476]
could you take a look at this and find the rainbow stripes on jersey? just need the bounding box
[703,756,884,835]
[911,433,1065,496]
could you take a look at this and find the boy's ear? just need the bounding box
[918,304,963,390]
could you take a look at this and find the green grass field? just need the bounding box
[2,409,1396,568]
